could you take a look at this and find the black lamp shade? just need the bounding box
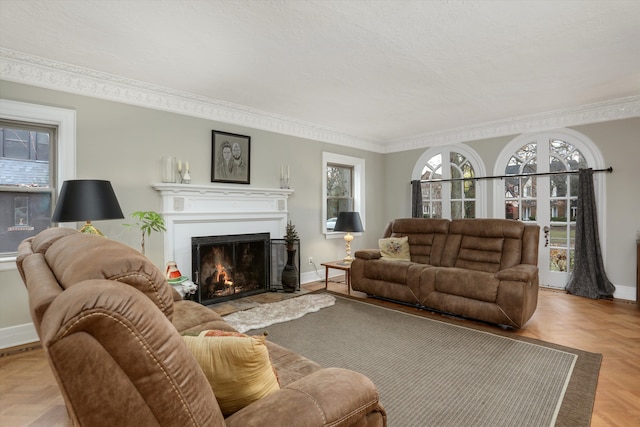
[333,211,364,233]
[52,180,124,223]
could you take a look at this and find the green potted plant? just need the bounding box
[284,220,299,250]
[124,211,166,254]
[282,221,299,292]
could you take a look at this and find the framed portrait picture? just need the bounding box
[211,130,251,184]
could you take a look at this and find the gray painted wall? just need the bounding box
[1,79,639,333]
[0,80,386,330]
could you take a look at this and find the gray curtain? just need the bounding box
[411,180,422,218]
[565,168,615,299]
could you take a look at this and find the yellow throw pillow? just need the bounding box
[379,236,411,261]
[182,330,280,416]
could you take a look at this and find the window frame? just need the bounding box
[322,152,365,238]
[0,99,76,271]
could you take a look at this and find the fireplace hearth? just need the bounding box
[192,233,270,305]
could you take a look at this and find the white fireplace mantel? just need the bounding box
[153,183,294,276]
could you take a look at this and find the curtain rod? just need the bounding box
[411,166,613,184]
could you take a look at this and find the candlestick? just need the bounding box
[186,161,189,171]
[161,156,176,183]
[178,160,182,172]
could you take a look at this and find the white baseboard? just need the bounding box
[613,284,637,302]
[0,322,39,349]
[301,269,327,285]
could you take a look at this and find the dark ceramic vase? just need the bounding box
[281,249,298,292]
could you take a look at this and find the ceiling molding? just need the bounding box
[386,96,640,153]
[0,48,385,153]
[2,48,639,154]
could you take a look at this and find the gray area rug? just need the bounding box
[247,295,600,427]
[223,293,336,333]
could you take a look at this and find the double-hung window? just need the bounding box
[0,122,56,255]
[322,152,365,235]
[0,99,75,270]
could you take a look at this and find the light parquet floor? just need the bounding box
[1,284,638,427]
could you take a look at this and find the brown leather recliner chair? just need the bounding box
[17,227,386,427]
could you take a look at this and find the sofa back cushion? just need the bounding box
[389,218,450,265]
[441,219,525,273]
[42,231,175,320]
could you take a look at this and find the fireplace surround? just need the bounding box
[153,183,294,302]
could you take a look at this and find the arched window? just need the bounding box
[412,145,486,219]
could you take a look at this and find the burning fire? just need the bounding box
[215,263,233,286]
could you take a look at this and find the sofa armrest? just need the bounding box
[495,264,538,282]
[225,367,385,427]
[355,249,381,260]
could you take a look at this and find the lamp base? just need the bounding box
[79,221,105,236]
[343,232,354,264]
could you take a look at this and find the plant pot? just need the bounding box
[281,249,298,292]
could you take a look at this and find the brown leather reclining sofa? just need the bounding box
[352,218,540,329]
[16,227,386,427]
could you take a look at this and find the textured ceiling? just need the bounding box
[1,0,639,150]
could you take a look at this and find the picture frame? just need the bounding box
[211,130,251,184]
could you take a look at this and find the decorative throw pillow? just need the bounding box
[379,236,411,261]
[182,330,280,416]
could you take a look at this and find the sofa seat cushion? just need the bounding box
[265,341,322,387]
[182,330,280,416]
[361,259,412,283]
[434,268,500,303]
[425,291,516,327]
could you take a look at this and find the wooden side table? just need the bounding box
[321,261,352,295]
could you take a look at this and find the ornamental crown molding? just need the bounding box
[0,48,384,153]
[2,48,639,154]
[387,96,640,153]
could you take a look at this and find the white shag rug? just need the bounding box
[223,294,336,333]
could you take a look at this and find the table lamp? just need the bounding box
[333,211,364,263]
[51,179,124,236]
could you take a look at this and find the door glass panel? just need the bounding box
[550,248,568,272]
[550,167,568,198]
[569,223,576,245]
[569,174,579,197]
[550,224,567,245]
[522,200,537,221]
[505,201,518,220]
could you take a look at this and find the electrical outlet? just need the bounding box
[308,257,313,264]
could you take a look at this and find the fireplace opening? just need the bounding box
[192,233,270,305]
